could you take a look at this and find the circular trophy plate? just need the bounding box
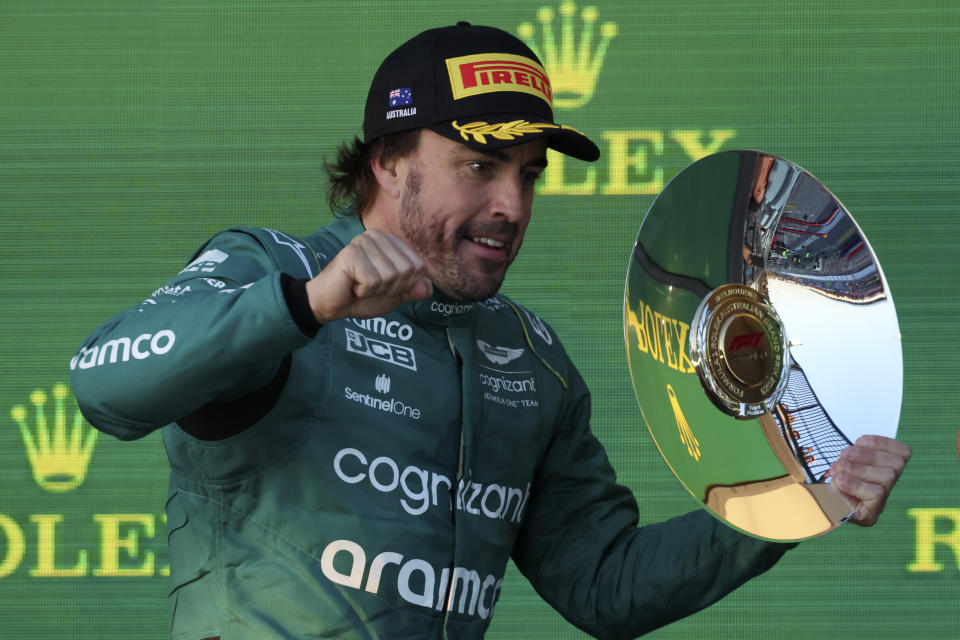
[690,284,789,418]
[624,150,902,541]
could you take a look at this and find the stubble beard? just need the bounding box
[398,167,508,302]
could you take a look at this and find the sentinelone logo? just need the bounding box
[3,383,168,578]
[344,386,421,420]
[517,2,736,196]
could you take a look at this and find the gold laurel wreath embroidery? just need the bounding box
[452,120,560,144]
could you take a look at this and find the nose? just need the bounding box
[489,174,530,224]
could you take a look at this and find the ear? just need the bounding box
[370,147,405,199]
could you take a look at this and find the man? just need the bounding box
[71,22,909,639]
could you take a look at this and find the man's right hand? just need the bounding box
[305,230,433,324]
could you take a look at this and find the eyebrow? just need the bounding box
[460,146,549,169]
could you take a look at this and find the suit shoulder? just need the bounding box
[223,226,326,278]
[477,294,573,389]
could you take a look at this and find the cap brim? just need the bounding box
[429,115,600,162]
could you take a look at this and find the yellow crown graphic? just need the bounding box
[667,384,700,461]
[518,2,617,109]
[9,383,98,492]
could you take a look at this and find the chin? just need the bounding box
[439,279,504,303]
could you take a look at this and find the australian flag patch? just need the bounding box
[389,87,413,107]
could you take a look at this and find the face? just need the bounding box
[395,130,548,302]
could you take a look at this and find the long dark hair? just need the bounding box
[325,130,421,215]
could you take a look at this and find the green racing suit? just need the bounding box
[70,214,791,639]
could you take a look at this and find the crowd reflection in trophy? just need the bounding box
[742,154,891,485]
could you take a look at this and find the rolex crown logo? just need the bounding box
[9,383,98,492]
[518,2,617,109]
[667,384,700,461]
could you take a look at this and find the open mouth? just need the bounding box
[469,236,507,250]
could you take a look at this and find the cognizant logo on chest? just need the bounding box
[333,447,531,523]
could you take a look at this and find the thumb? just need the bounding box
[402,277,433,303]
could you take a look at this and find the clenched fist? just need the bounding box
[829,435,911,527]
[305,230,433,324]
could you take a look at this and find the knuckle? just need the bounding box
[866,482,885,500]
[833,473,850,491]
[880,467,897,486]
[381,265,399,282]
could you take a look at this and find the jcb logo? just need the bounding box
[345,328,417,371]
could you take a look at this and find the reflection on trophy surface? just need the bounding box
[624,150,902,541]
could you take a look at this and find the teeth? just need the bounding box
[472,237,505,248]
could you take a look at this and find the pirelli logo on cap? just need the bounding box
[445,53,553,106]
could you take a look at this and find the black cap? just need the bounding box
[362,22,600,162]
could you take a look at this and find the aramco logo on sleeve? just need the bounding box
[8,383,97,493]
[517,2,618,109]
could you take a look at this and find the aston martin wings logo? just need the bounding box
[477,340,525,365]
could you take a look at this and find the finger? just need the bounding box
[384,232,425,271]
[839,445,909,481]
[377,233,432,301]
[830,476,884,525]
[350,232,406,297]
[357,231,430,299]
[838,446,908,476]
[832,487,878,526]
[343,240,389,299]
[373,233,427,297]
[851,435,912,462]
[831,457,898,490]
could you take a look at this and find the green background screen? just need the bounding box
[1,1,957,637]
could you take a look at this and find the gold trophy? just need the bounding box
[624,151,902,541]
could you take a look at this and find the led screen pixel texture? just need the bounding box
[1,2,957,637]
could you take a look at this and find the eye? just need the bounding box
[522,169,544,186]
[468,160,492,175]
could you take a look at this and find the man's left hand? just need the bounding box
[829,435,911,527]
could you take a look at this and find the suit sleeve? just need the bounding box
[511,366,794,639]
[69,230,314,441]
